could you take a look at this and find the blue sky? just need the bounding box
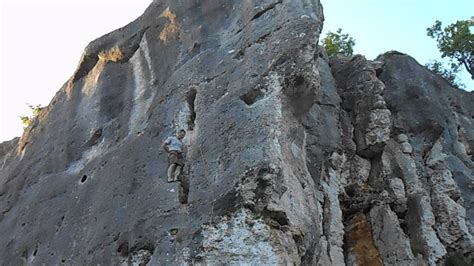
[321,0,474,88]
[1,0,473,142]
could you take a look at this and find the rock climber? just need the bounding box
[162,129,186,182]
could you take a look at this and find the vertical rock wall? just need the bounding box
[0,1,473,265]
[1,0,326,264]
[318,53,474,265]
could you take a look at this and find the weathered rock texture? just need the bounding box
[0,1,473,265]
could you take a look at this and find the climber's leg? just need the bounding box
[174,165,182,181]
[167,151,181,182]
[173,152,185,181]
[167,164,177,182]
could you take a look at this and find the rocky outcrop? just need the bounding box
[0,137,18,170]
[1,1,473,265]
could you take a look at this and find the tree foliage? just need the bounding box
[425,60,465,89]
[19,104,43,128]
[427,19,474,79]
[323,28,356,57]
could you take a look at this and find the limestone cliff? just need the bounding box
[0,0,473,265]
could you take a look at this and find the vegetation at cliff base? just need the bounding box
[322,28,356,57]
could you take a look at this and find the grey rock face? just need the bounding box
[330,55,392,158]
[0,137,18,169]
[1,2,473,266]
[1,0,324,265]
[369,204,416,265]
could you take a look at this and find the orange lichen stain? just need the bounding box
[82,61,105,96]
[361,181,371,193]
[81,47,123,95]
[98,47,123,62]
[18,132,30,157]
[65,78,75,100]
[159,7,180,43]
[65,47,122,99]
[345,213,383,266]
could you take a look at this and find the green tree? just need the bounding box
[19,104,43,128]
[322,28,356,57]
[425,60,465,89]
[427,19,474,79]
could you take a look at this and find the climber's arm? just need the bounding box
[162,137,171,153]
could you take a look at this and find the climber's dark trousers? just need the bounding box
[167,151,184,182]
[166,151,188,203]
